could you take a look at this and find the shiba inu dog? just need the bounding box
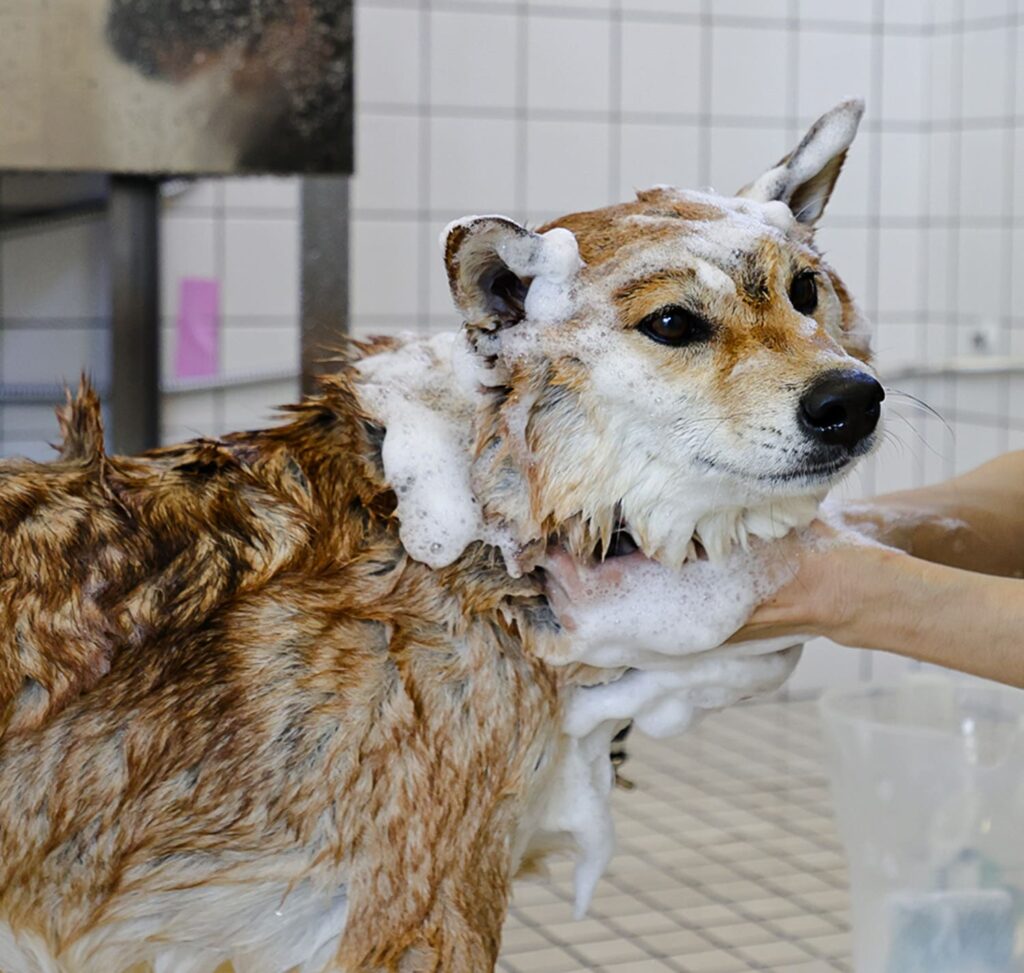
[0,99,879,973]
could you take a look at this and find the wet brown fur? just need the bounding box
[0,365,569,972]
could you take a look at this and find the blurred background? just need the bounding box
[3,0,1021,695]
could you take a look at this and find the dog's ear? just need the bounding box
[441,216,581,331]
[738,99,864,226]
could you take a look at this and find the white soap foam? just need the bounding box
[543,542,799,669]
[356,332,520,573]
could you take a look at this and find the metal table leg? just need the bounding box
[109,176,160,454]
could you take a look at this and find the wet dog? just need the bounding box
[0,100,879,973]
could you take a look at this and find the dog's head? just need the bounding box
[442,100,880,567]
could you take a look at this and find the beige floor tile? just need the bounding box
[675,949,751,972]
[600,961,677,973]
[503,946,582,973]
[640,927,715,956]
[734,941,813,965]
[499,702,851,971]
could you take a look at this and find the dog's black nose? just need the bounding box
[799,370,884,449]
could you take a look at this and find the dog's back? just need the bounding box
[0,377,560,973]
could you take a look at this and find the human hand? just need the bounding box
[543,537,802,669]
[728,513,896,647]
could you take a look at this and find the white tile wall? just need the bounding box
[2,0,1024,692]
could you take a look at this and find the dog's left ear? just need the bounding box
[738,98,864,226]
[441,216,581,331]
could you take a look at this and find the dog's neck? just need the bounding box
[355,332,823,577]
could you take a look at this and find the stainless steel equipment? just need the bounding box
[0,0,353,452]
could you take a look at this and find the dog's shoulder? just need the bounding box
[0,372,396,738]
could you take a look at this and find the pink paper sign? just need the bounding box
[175,277,220,379]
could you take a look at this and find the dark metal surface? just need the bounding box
[300,176,349,395]
[0,0,353,176]
[109,177,160,453]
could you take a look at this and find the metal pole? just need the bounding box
[300,176,349,397]
[109,176,160,454]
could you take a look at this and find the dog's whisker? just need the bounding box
[883,387,953,435]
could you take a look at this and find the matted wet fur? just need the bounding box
[0,100,878,973]
[0,371,571,973]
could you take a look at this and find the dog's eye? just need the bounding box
[789,270,818,315]
[637,306,711,347]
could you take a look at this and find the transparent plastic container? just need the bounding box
[819,680,1024,973]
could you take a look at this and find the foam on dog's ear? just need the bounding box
[738,98,864,226]
[441,215,582,331]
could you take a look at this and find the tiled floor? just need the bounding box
[499,700,852,973]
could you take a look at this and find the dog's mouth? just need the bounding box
[694,448,864,487]
[596,525,708,563]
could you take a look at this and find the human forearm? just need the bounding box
[839,451,1024,577]
[828,545,1024,687]
[739,535,1024,688]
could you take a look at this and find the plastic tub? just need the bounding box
[819,680,1024,973]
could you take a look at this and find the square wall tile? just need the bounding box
[879,132,925,219]
[927,131,954,218]
[525,120,611,216]
[707,126,788,200]
[163,389,218,438]
[618,122,701,199]
[796,31,872,125]
[223,177,300,212]
[712,0,790,18]
[223,217,300,318]
[620,19,702,116]
[962,0,1012,20]
[221,379,299,430]
[928,31,957,123]
[429,116,518,215]
[221,326,298,376]
[961,27,1010,120]
[872,319,923,371]
[1,326,108,386]
[0,218,109,319]
[799,0,873,23]
[619,0,701,14]
[711,26,789,119]
[1011,229,1024,314]
[953,419,1003,473]
[958,128,1009,219]
[160,215,218,317]
[430,10,518,109]
[956,227,1005,319]
[884,0,931,26]
[953,372,1002,419]
[355,5,421,105]
[876,227,923,317]
[881,33,926,122]
[350,220,420,319]
[352,113,421,213]
[527,15,611,113]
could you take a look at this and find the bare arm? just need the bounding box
[733,452,1024,688]
[841,450,1024,577]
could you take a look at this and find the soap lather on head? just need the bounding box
[437,97,881,575]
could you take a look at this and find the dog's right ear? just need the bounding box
[441,216,581,332]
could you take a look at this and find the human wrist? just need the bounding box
[812,541,907,647]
